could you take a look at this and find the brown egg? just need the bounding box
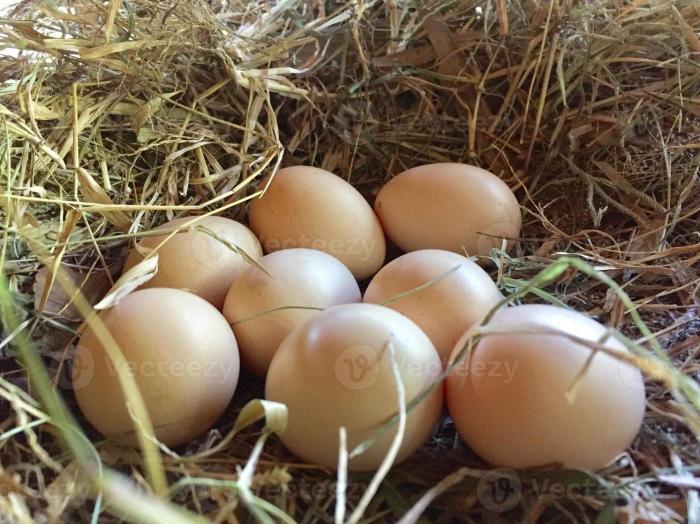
[265,303,444,471]
[123,216,262,309]
[223,248,361,376]
[374,163,521,257]
[363,250,502,363]
[446,304,646,469]
[72,288,240,447]
[249,166,386,279]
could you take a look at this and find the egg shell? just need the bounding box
[72,288,240,447]
[363,249,502,363]
[223,248,361,376]
[265,303,444,471]
[374,163,521,257]
[249,166,386,279]
[123,216,262,309]
[446,304,646,470]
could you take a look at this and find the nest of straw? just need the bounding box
[0,0,699,522]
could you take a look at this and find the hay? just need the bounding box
[0,0,699,521]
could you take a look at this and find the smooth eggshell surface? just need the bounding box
[123,216,262,309]
[249,166,386,279]
[265,303,444,471]
[374,163,521,257]
[72,288,240,447]
[223,248,361,376]
[446,304,646,470]
[363,249,502,363]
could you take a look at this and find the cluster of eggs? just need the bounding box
[72,163,646,472]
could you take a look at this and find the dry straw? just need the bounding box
[0,0,699,522]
